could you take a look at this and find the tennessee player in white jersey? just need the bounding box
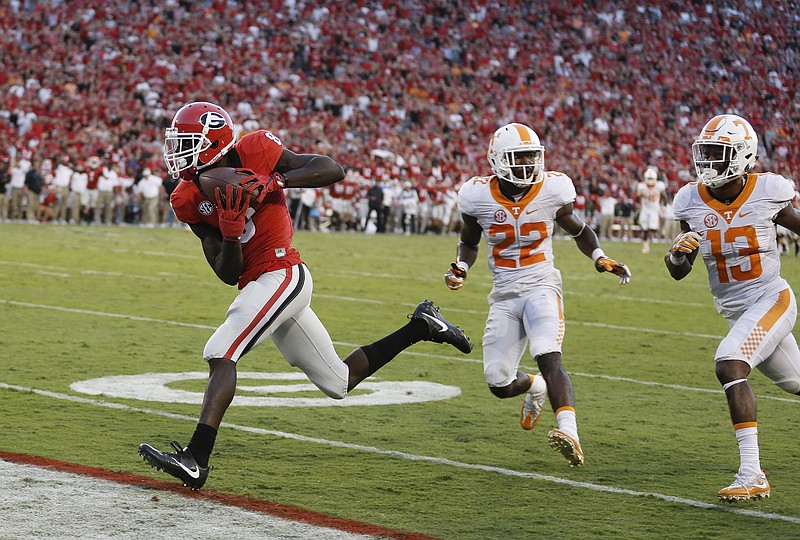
[444,123,631,467]
[636,167,667,253]
[666,113,800,502]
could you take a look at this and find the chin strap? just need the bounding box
[191,172,203,193]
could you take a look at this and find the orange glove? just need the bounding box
[668,231,702,265]
[445,262,468,290]
[595,256,632,285]
[671,231,702,254]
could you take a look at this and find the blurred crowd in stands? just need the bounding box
[0,0,797,240]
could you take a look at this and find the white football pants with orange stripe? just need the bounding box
[483,286,565,388]
[203,263,349,399]
[716,287,800,394]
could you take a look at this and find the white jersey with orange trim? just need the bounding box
[458,172,576,296]
[672,173,794,316]
[636,180,666,213]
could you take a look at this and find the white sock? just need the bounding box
[556,407,579,442]
[734,424,761,476]
[529,372,547,396]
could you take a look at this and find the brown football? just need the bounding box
[197,167,254,200]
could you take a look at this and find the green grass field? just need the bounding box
[1,223,799,539]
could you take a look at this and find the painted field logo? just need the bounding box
[70,372,461,407]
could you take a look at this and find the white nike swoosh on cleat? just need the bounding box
[174,460,201,479]
[421,312,449,333]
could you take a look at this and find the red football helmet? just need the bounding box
[163,102,235,179]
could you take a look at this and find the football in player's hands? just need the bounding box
[198,167,266,205]
[238,169,283,204]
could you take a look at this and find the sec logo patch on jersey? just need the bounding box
[494,209,508,222]
[198,200,214,216]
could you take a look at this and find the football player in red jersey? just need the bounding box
[138,102,472,489]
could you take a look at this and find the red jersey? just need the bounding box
[329,180,345,199]
[170,130,303,289]
[87,168,102,190]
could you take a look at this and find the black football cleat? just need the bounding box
[411,300,473,354]
[138,441,209,490]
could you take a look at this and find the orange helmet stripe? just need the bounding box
[701,115,726,139]
[513,123,532,143]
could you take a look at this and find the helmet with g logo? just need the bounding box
[163,102,235,179]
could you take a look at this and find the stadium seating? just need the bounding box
[1,1,797,226]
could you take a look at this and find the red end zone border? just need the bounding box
[0,451,440,540]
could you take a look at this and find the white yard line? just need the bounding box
[2,297,798,405]
[1,258,716,308]
[1,381,798,525]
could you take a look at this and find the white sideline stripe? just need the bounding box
[3,298,799,405]
[0,298,451,358]
[313,296,722,339]
[1,258,715,308]
[314,293,715,317]
[0,381,798,525]
[326,270,713,308]
[568,372,800,404]
[569,320,721,339]
[0,296,724,339]
[0,259,718,330]
[610,294,710,309]
[0,260,175,282]
[110,248,200,259]
[0,299,216,330]
[36,270,71,278]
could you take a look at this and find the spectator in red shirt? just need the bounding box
[1,2,797,228]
